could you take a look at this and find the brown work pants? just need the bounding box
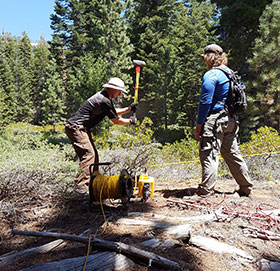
[65,122,99,189]
[198,110,253,195]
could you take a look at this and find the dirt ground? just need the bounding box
[1,176,280,271]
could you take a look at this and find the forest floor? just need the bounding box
[1,176,280,271]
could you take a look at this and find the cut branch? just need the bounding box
[11,229,181,270]
[0,239,65,268]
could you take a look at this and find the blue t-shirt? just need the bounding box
[196,65,230,125]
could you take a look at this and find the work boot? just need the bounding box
[234,185,252,197]
[196,187,215,197]
[234,189,251,197]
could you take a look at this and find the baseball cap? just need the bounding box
[203,44,223,55]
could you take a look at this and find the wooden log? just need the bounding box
[12,229,181,270]
[116,218,172,228]
[127,210,227,222]
[163,224,192,240]
[0,239,65,268]
[0,229,92,268]
[189,235,254,261]
[140,238,181,249]
[20,251,134,271]
[116,218,192,240]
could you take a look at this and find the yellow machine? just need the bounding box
[137,174,155,202]
[89,163,154,205]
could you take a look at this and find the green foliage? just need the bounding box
[247,0,280,132]
[66,55,108,115]
[211,0,272,72]
[161,126,199,163]
[41,58,66,125]
[114,117,154,148]
[240,126,280,156]
[154,124,185,144]
[0,122,78,201]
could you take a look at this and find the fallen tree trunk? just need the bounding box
[0,239,65,268]
[127,209,226,222]
[116,218,192,240]
[116,218,173,228]
[189,235,254,261]
[20,251,134,271]
[12,229,181,270]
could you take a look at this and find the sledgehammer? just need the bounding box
[133,60,146,105]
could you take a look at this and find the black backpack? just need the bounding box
[214,66,247,116]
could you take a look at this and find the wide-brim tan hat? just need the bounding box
[103,77,128,94]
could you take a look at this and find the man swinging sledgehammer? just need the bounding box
[65,77,138,191]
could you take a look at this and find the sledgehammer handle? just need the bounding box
[134,66,141,103]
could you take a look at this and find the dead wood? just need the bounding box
[189,234,254,261]
[0,239,65,268]
[127,210,226,222]
[11,229,181,270]
[116,218,173,228]
[20,251,134,271]
[116,218,192,240]
[242,225,280,241]
[141,238,181,249]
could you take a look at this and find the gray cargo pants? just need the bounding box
[198,110,253,195]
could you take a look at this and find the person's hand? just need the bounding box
[129,102,138,113]
[130,116,137,125]
[194,124,202,140]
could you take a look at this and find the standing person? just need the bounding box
[65,77,138,190]
[194,44,253,197]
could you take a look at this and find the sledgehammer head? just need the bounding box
[133,60,146,67]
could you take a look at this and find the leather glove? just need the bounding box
[130,116,137,125]
[129,102,138,113]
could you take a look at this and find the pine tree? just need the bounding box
[126,0,180,127]
[173,0,217,127]
[50,0,133,116]
[16,33,34,122]
[32,36,51,124]
[247,0,280,132]
[41,58,66,125]
[210,0,272,72]
[127,0,217,132]
[66,54,108,114]
[0,36,18,124]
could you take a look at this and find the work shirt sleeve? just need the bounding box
[196,71,217,125]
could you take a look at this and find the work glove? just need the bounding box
[130,115,137,125]
[129,102,138,113]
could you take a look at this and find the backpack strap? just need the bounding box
[211,66,232,106]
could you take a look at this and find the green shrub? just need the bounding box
[153,124,185,144]
[0,123,78,202]
[161,127,199,162]
[240,126,280,155]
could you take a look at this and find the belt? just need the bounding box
[65,122,86,130]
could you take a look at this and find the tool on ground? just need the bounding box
[133,59,146,115]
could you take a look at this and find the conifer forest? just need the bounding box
[0,0,279,142]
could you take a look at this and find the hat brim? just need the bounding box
[103,83,128,94]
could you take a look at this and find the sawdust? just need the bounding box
[1,176,280,271]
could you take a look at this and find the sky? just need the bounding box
[0,0,55,42]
